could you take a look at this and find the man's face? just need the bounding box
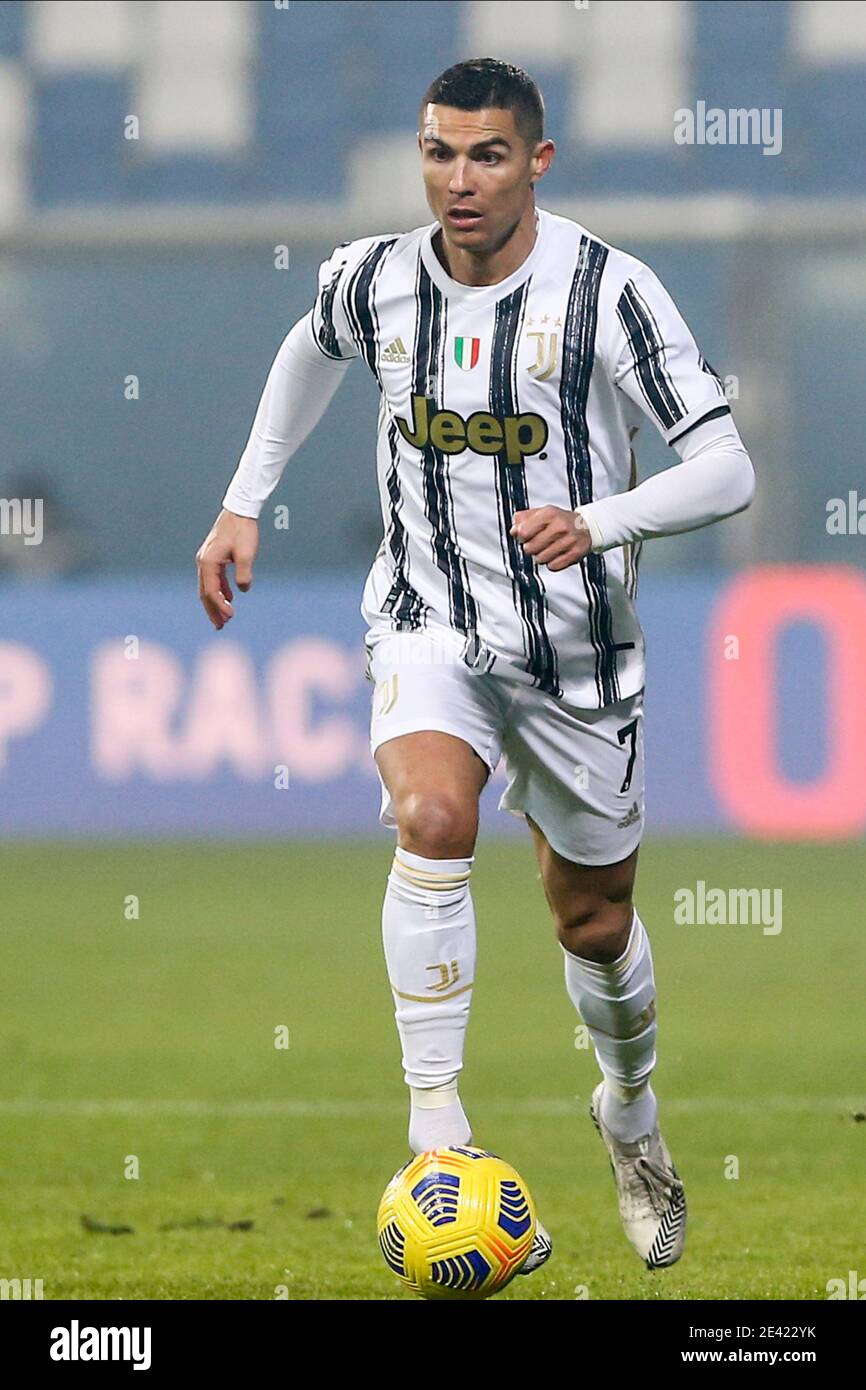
[418,104,548,252]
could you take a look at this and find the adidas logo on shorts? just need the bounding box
[617,800,641,829]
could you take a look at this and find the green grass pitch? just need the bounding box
[1,837,862,1300]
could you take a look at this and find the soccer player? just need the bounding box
[197,59,755,1275]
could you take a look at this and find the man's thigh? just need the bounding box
[366,626,508,846]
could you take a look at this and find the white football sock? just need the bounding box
[382,846,475,1154]
[408,1080,472,1155]
[562,908,659,1142]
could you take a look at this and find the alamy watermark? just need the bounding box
[50,1321,152,1369]
[674,102,782,156]
[674,880,782,935]
[368,631,498,674]
[0,497,43,545]
[826,491,866,535]
[827,1270,866,1299]
[1,1276,44,1299]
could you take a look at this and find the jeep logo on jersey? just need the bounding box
[395,394,548,466]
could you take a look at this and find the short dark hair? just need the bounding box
[420,58,544,148]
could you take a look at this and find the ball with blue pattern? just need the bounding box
[377,1145,537,1300]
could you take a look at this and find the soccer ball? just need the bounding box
[377,1145,537,1300]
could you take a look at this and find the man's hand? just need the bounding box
[196,509,259,630]
[510,506,592,571]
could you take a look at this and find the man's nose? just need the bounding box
[448,157,475,193]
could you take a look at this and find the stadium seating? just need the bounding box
[0,0,864,213]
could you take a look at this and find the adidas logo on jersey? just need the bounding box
[617,801,641,829]
[382,337,410,364]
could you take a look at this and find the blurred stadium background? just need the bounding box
[0,0,864,1301]
[0,0,865,839]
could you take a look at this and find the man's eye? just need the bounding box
[480,153,501,164]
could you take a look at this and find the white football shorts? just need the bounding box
[364,623,645,867]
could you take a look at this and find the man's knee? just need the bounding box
[397,790,478,859]
[554,897,634,963]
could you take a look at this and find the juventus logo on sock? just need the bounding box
[426,960,460,992]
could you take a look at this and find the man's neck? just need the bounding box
[432,206,539,287]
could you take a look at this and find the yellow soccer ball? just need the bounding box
[377,1145,537,1300]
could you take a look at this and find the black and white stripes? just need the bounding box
[616,279,688,433]
[382,418,426,630]
[413,258,479,637]
[489,280,561,698]
[341,238,427,631]
[344,238,399,382]
[313,263,348,360]
[314,236,398,368]
[562,237,621,706]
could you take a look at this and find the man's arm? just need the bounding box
[197,231,366,628]
[511,413,754,570]
[222,311,352,518]
[577,259,755,550]
[196,312,352,628]
[512,260,755,569]
[575,410,755,553]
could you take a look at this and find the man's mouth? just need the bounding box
[446,207,483,228]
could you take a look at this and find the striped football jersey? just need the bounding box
[311,207,729,708]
